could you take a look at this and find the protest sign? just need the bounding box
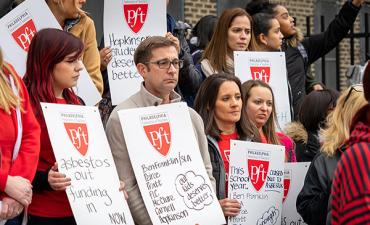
[0,0,101,105]
[282,162,310,225]
[228,140,285,225]
[234,51,291,127]
[104,0,166,105]
[118,102,225,225]
[41,103,134,225]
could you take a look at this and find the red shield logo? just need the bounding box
[123,3,148,33]
[283,169,292,203]
[64,123,89,156]
[283,178,291,203]
[250,66,271,83]
[248,159,269,191]
[144,122,171,156]
[11,19,36,52]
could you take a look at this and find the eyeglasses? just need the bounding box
[343,84,363,104]
[145,59,184,69]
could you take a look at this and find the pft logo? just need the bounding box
[7,11,37,52]
[64,123,89,156]
[248,159,269,191]
[123,0,148,33]
[144,122,171,156]
[250,66,271,83]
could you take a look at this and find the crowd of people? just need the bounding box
[0,0,369,224]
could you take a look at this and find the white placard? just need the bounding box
[228,140,285,225]
[282,162,310,225]
[0,0,101,105]
[41,103,134,225]
[234,51,291,128]
[118,102,225,225]
[104,0,167,105]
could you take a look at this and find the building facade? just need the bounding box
[85,0,368,91]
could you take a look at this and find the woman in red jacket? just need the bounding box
[0,49,40,224]
[23,28,84,225]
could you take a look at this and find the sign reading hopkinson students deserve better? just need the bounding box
[118,102,226,225]
[234,51,291,128]
[0,0,101,106]
[104,0,166,105]
[41,103,135,225]
[282,162,310,225]
[228,140,285,225]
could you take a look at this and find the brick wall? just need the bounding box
[184,0,217,26]
[184,0,364,91]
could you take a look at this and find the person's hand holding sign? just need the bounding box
[48,162,71,191]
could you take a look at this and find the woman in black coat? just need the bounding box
[245,0,364,119]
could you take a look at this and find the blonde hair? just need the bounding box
[0,49,22,113]
[320,85,367,156]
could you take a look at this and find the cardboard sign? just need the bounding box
[0,0,101,105]
[118,102,225,225]
[104,0,166,105]
[234,51,291,128]
[282,162,310,225]
[41,103,134,225]
[228,140,285,225]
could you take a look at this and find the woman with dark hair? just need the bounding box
[245,0,364,119]
[199,8,252,78]
[0,48,40,225]
[46,0,103,95]
[190,15,218,64]
[285,89,339,162]
[250,13,283,51]
[242,80,296,162]
[23,28,84,225]
[194,73,256,217]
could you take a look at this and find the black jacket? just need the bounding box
[295,130,320,162]
[296,149,343,225]
[0,0,13,18]
[284,122,320,162]
[284,1,361,119]
[167,14,203,107]
[207,136,226,200]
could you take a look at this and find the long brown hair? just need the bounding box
[194,73,257,140]
[202,8,252,73]
[241,80,280,144]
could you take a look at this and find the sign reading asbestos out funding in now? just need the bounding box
[118,102,225,225]
[0,0,101,106]
[282,162,310,225]
[41,103,135,225]
[228,140,285,225]
[234,51,291,128]
[104,0,166,105]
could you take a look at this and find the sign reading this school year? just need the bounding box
[228,140,285,225]
[104,0,166,105]
[234,51,291,128]
[0,0,101,106]
[118,102,226,225]
[282,162,310,225]
[41,103,135,225]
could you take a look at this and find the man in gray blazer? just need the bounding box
[106,36,215,225]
